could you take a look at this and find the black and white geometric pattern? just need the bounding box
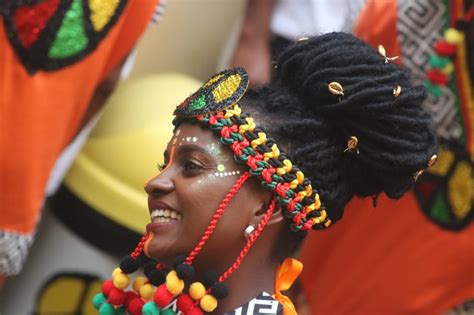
[0,230,34,275]
[397,0,463,142]
[226,292,283,315]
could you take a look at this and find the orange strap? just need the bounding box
[273,258,303,315]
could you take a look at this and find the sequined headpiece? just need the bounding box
[174,68,331,232]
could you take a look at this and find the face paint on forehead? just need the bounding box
[207,142,229,164]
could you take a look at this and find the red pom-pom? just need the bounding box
[177,294,194,312]
[108,288,126,306]
[427,69,449,85]
[124,291,139,306]
[128,297,144,315]
[153,284,175,307]
[185,306,204,315]
[434,41,457,56]
[102,279,115,296]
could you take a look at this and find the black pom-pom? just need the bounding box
[176,263,195,280]
[210,282,229,299]
[148,269,166,286]
[119,256,140,274]
[144,261,158,277]
[173,254,187,268]
[203,270,219,288]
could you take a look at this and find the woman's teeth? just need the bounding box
[150,209,181,223]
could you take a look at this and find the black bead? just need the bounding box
[144,261,158,277]
[203,270,219,288]
[119,256,140,274]
[176,263,195,280]
[148,269,166,286]
[173,254,187,268]
[210,282,229,299]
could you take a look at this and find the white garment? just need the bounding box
[270,0,364,40]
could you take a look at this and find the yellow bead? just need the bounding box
[189,282,206,300]
[166,276,184,295]
[440,63,454,75]
[166,270,178,281]
[139,284,155,300]
[133,276,147,293]
[113,273,130,290]
[200,295,218,312]
[112,267,122,278]
[444,28,464,44]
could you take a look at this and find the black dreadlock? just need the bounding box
[241,33,437,255]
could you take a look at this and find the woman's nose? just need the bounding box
[144,172,175,196]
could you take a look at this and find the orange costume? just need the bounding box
[0,0,158,275]
[300,0,474,314]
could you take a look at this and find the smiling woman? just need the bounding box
[92,33,438,315]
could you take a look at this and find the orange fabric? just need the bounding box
[354,0,402,65]
[301,193,474,314]
[273,258,303,315]
[0,0,158,235]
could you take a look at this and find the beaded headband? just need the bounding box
[174,68,331,232]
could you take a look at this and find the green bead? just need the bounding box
[142,301,161,315]
[92,293,107,310]
[189,95,207,111]
[49,0,88,58]
[429,54,451,69]
[99,302,116,315]
[160,309,177,315]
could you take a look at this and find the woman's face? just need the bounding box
[144,122,270,267]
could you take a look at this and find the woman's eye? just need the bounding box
[183,160,202,172]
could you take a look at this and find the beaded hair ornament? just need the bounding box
[92,68,325,315]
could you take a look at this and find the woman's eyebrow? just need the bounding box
[176,144,212,157]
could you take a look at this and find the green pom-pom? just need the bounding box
[429,54,451,69]
[116,306,127,315]
[99,302,116,315]
[423,80,443,98]
[93,293,107,310]
[142,301,161,315]
[160,309,177,315]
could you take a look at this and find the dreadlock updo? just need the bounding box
[242,32,437,222]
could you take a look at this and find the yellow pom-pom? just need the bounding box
[166,270,178,281]
[441,62,454,75]
[139,284,155,300]
[200,294,218,312]
[444,28,464,44]
[133,276,147,292]
[112,267,122,278]
[189,282,206,300]
[113,273,130,289]
[166,276,184,295]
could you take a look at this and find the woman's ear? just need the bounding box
[251,195,284,227]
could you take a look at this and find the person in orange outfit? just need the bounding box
[300,1,474,314]
[0,0,159,283]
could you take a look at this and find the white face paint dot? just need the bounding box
[217,164,225,172]
[192,137,198,142]
[186,137,191,142]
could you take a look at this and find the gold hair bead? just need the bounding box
[413,169,424,181]
[328,82,344,96]
[378,44,399,63]
[393,85,402,97]
[344,136,359,154]
[427,154,438,167]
